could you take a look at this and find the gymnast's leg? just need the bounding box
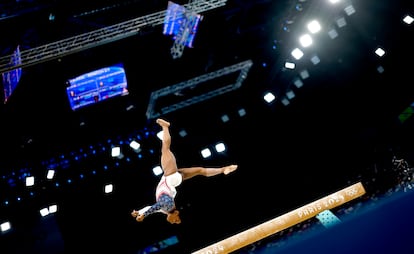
[157,118,238,180]
[156,118,178,177]
[178,165,238,181]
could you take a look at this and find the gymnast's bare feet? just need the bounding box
[223,165,238,175]
[156,118,170,128]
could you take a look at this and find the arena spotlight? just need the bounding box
[281,97,290,106]
[221,114,230,123]
[285,61,295,69]
[201,148,212,158]
[39,207,49,217]
[286,90,295,100]
[238,108,246,117]
[153,166,163,176]
[47,169,55,180]
[129,140,141,152]
[299,34,312,47]
[104,183,113,193]
[307,20,321,33]
[215,142,226,153]
[49,204,57,213]
[25,176,35,187]
[291,48,304,60]
[1,221,11,232]
[111,146,124,159]
[328,0,340,4]
[179,129,187,137]
[403,15,413,25]
[375,47,385,57]
[263,92,276,104]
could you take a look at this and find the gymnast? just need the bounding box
[131,118,238,224]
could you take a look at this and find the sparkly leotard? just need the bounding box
[143,174,179,216]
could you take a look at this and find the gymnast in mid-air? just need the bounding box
[131,118,238,224]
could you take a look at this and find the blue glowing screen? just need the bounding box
[66,63,129,111]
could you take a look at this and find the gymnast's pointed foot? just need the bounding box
[223,165,238,175]
[156,118,170,128]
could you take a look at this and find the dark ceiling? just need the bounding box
[0,0,413,253]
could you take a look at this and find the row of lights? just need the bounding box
[1,137,231,234]
[1,133,234,235]
[1,106,248,236]
[262,1,413,107]
[0,183,113,234]
[6,109,246,194]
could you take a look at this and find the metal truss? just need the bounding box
[170,8,201,59]
[146,59,253,119]
[0,0,227,74]
[170,0,197,59]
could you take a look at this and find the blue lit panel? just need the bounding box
[66,63,129,111]
[316,210,341,228]
[2,45,22,104]
[163,1,202,48]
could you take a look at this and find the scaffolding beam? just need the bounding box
[146,59,253,119]
[0,0,227,74]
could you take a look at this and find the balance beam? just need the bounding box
[192,182,366,254]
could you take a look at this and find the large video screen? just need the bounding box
[163,1,202,48]
[66,63,129,111]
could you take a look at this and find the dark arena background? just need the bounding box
[0,1,413,253]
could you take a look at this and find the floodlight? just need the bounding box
[111,146,123,159]
[344,5,355,16]
[403,15,413,25]
[0,221,11,232]
[215,142,226,153]
[307,20,321,33]
[299,69,309,79]
[153,166,163,176]
[310,55,321,65]
[299,34,312,47]
[238,108,246,117]
[47,169,55,179]
[49,204,57,213]
[286,90,295,100]
[201,148,212,158]
[375,47,385,57]
[293,78,304,88]
[40,208,49,217]
[328,28,338,39]
[104,184,113,193]
[221,114,230,123]
[291,48,304,60]
[263,92,276,103]
[336,17,347,28]
[179,129,187,137]
[25,176,35,187]
[281,97,290,106]
[130,140,141,152]
[285,61,295,69]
